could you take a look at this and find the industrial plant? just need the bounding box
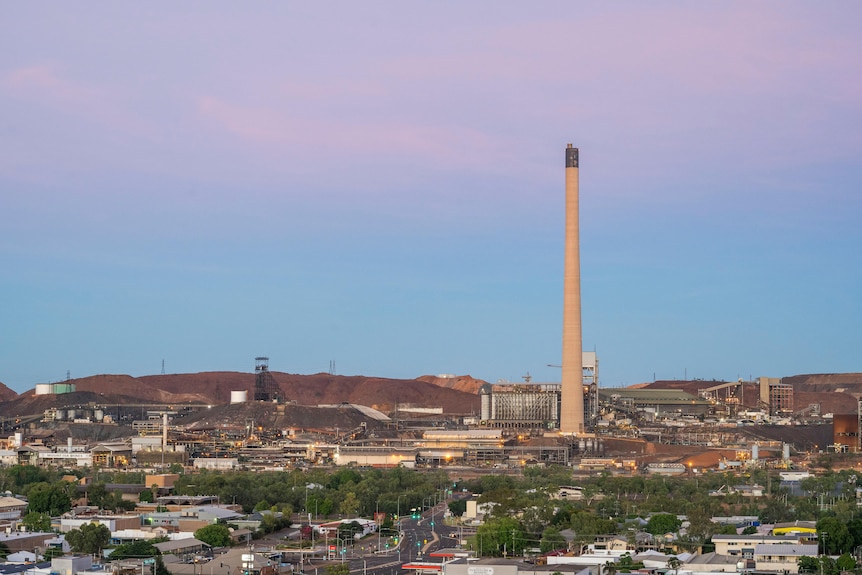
[1,146,858,476]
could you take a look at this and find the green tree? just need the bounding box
[540,527,567,553]
[86,482,109,508]
[20,512,52,532]
[110,540,161,560]
[798,556,820,573]
[27,482,72,516]
[7,466,51,492]
[338,521,363,541]
[66,523,111,555]
[836,554,856,571]
[101,492,135,513]
[43,547,65,560]
[646,514,682,536]
[685,506,716,541]
[325,565,349,575]
[195,524,231,547]
[817,517,853,554]
[475,516,526,557]
[448,500,467,517]
[339,493,360,517]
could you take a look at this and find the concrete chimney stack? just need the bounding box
[560,144,585,434]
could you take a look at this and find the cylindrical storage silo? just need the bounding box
[35,384,52,395]
[783,443,791,461]
[13,433,22,447]
[479,384,492,422]
[230,390,248,404]
[94,409,104,421]
[66,409,76,420]
[752,443,759,462]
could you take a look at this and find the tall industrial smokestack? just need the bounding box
[560,144,584,434]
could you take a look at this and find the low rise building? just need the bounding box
[754,543,818,573]
[712,534,803,557]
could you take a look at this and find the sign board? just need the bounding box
[468,568,494,575]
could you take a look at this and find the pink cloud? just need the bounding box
[196,94,510,173]
[4,64,96,102]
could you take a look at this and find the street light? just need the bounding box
[376,500,381,553]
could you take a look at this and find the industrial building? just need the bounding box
[759,377,793,415]
[598,388,712,418]
[478,352,598,430]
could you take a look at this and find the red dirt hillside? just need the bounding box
[6,372,481,416]
[417,374,486,395]
[0,381,18,402]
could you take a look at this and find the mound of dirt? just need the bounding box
[0,371,481,418]
[417,374,487,395]
[0,381,18,402]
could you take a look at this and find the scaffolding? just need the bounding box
[487,386,559,428]
[253,357,280,402]
[583,351,599,427]
[768,383,793,415]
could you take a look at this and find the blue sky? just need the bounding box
[1,3,860,393]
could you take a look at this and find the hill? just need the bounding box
[0,381,18,402]
[0,372,482,418]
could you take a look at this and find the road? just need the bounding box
[304,502,456,575]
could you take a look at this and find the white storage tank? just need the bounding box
[35,384,52,395]
[230,390,248,404]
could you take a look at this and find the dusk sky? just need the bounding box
[2,3,860,394]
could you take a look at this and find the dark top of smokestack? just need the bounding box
[566,145,579,168]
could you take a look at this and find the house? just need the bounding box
[59,514,141,533]
[164,547,281,575]
[44,534,71,554]
[553,487,584,500]
[464,500,497,521]
[51,555,94,575]
[711,534,803,557]
[0,449,18,466]
[315,518,377,537]
[771,521,817,539]
[6,551,39,564]
[0,531,56,554]
[153,538,210,563]
[754,543,818,573]
[0,495,28,520]
[682,551,740,572]
[178,506,244,533]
